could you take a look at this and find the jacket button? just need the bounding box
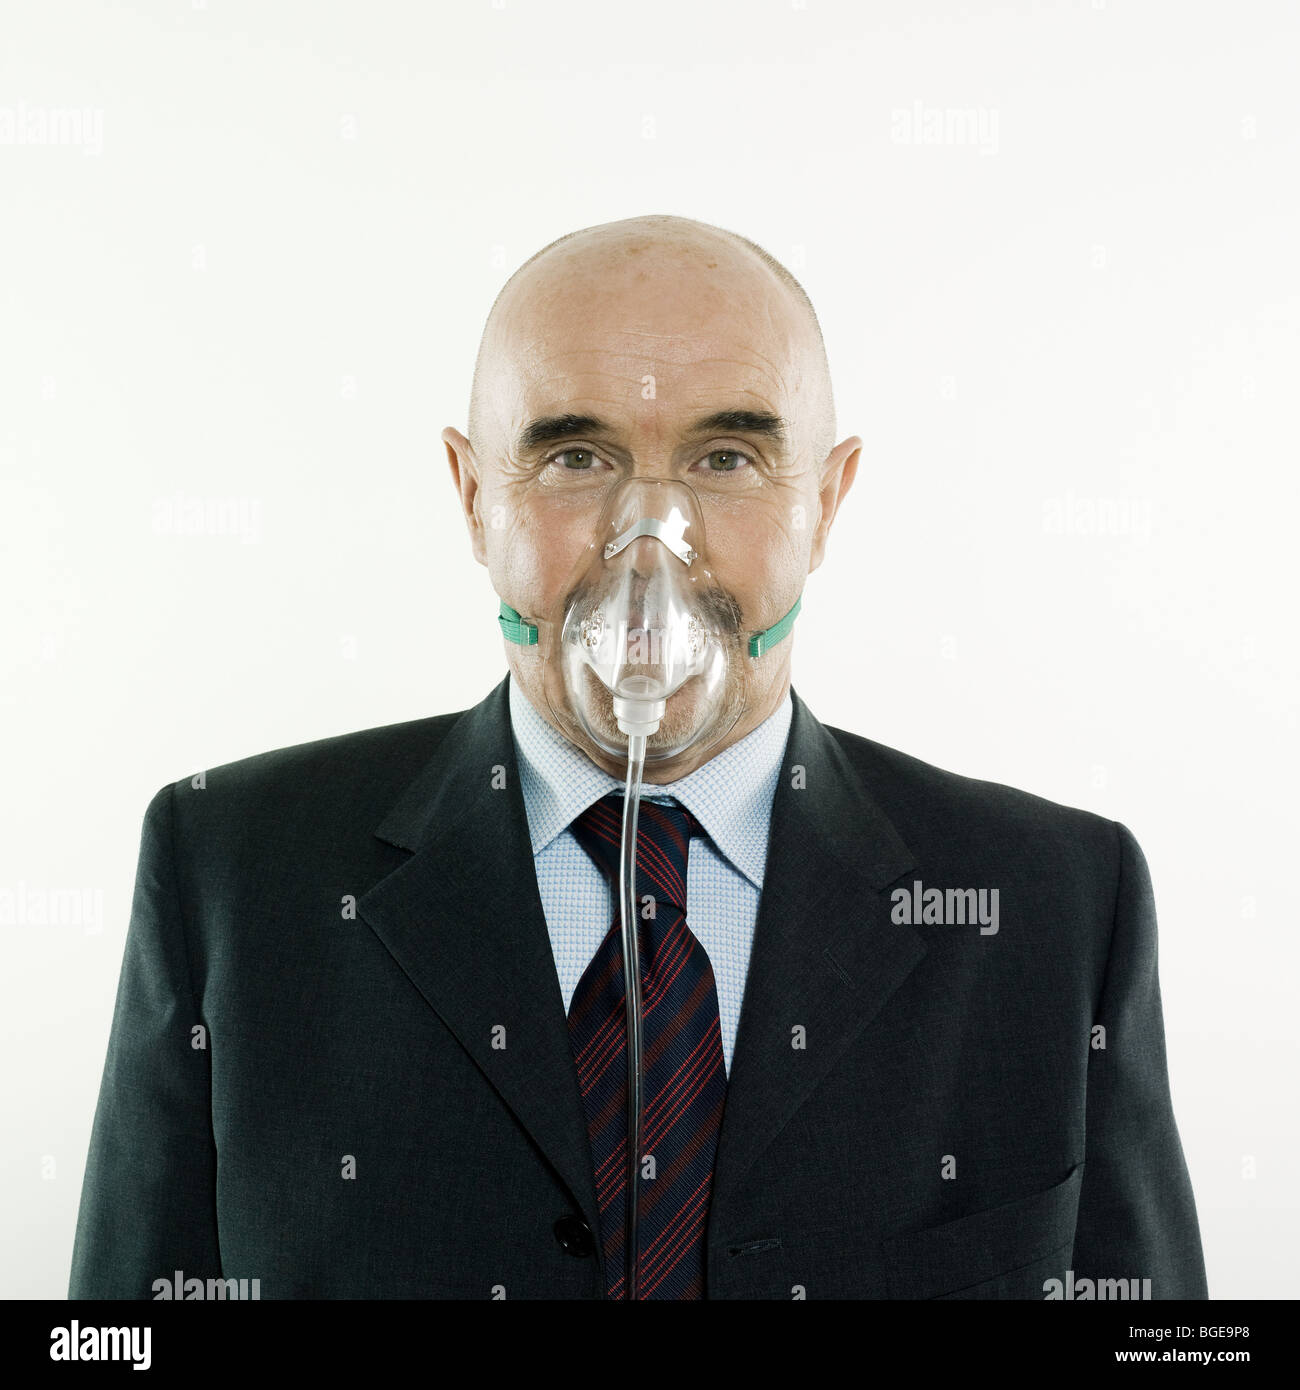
[554,1215,595,1257]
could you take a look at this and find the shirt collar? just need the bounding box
[508,674,792,892]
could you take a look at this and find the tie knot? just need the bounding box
[571,793,700,916]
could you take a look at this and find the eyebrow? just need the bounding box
[515,408,789,454]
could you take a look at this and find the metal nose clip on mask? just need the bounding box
[497,475,801,1299]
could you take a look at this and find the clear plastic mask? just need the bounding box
[538,477,748,763]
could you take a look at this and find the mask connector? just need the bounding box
[611,691,666,740]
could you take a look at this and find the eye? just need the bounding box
[546,447,609,473]
[693,449,754,475]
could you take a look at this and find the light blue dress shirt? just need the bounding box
[507,675,792,1078]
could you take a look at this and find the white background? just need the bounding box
[2,0,1296,1299]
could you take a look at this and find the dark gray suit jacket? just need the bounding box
[69,676,1207,1299]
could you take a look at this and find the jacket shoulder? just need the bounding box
[160,710,466,827]
[823,722,1121,872]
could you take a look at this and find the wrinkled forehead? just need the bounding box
[516,338,790,423]
[488,282,812,451]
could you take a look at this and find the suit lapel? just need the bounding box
[710,689,927,1226]
[356,678,603,1245]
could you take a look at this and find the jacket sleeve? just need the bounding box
[1070,820,1208,1298]
[68,782,221,1298]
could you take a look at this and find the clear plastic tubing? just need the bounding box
[618,731,647,1301]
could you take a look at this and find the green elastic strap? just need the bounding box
[498,601,538,646]
[748,595,802,658]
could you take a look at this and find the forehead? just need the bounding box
[509,334,793,424]
[490,254,809,435]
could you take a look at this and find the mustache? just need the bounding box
[696,583,743,637]
[562,576,745,639]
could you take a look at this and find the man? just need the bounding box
[70,215,1207,1300]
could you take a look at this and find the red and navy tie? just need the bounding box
[567,793,728,1300]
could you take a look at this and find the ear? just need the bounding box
[442,427,487,566]
[808,436,861,573]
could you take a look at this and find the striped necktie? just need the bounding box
[567,793,728,1300]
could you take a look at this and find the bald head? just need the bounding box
[467,215,836,465]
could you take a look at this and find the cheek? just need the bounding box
[485,489,599,613]
[703,500,809,614]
